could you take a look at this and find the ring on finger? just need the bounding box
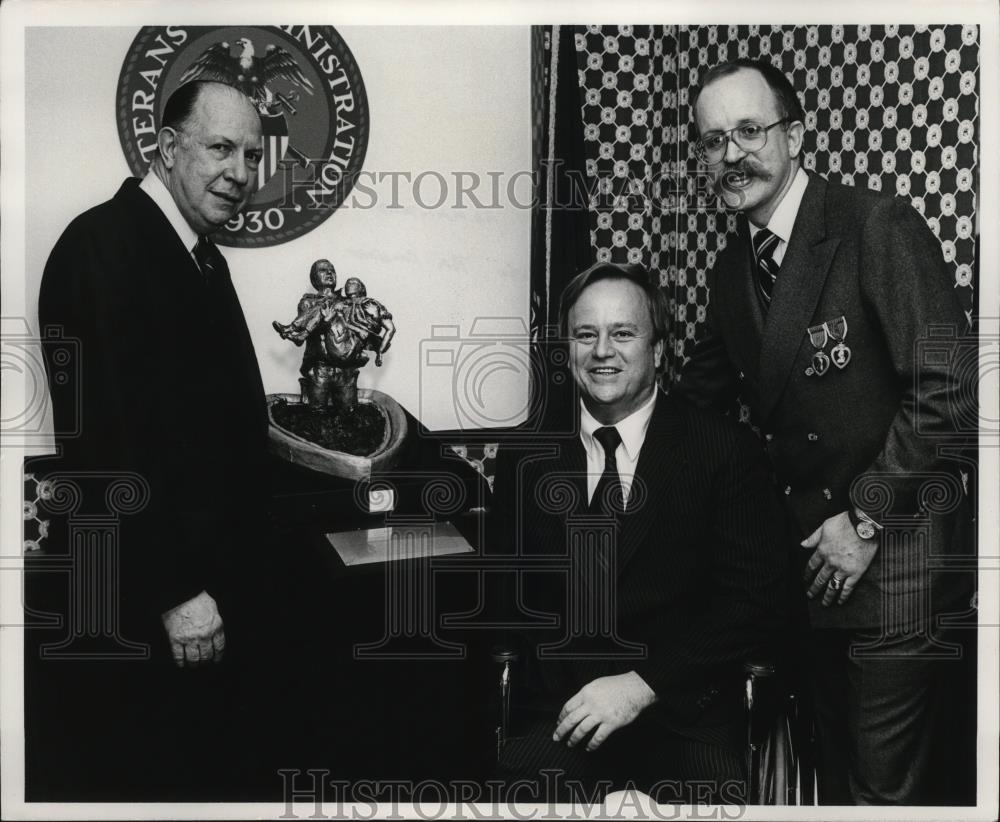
[828,575,845,591]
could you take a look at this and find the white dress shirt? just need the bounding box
[747,166,809,267]
[580,387,658,510]
[139,170,200,262]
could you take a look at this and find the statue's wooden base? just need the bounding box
[266,389,408,481]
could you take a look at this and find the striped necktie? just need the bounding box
[752,227,781,307]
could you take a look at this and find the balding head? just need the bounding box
[153,82,263,234]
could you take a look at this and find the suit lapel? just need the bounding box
[117,179,268,435]
[526,435,587,529]
[756,174,840,422]
[714,221,766,379]
[119,179,206,287]
[534,394,685,575]
[558,436,588,516]
[616,391,687,573]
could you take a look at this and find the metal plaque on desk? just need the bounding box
[325,521,474,566]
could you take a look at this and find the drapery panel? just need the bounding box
[572,24,979,382]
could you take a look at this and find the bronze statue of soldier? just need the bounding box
[273,259,394,412]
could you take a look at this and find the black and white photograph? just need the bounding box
[1,1,997,819]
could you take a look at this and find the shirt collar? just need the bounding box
[579,386,658,461]
[748,166,809,245]
[140,170,200,255]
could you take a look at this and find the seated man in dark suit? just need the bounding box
[491,262,788,803]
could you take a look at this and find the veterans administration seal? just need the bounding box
[117,25,369,247]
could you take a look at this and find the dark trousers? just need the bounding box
[23,622,315,801]
[807,625,976,805]
[22,546,331,802]
[497,711,745,804]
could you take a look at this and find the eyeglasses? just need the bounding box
[694,118,789,164]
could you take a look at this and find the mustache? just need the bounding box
[716,160,771,190]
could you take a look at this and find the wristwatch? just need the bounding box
[848,507,882,541]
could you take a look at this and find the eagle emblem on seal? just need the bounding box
[179,36,315,116]
[179,38,317,189]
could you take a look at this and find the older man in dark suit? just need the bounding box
[675,58,976,804]
[32,81,278,797]
[492,262,787,803]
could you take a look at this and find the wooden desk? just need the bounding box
[22,414,502,800]
[260,419,503,793]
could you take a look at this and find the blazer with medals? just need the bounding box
[675,171,975,630]
[491,389,787,742]
[38,178,269,639]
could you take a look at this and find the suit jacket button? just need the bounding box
[807,433,819,441]
[738,371,745,380]
[823,488,832,500]
[765,433,774,442]
[784,486,792,495]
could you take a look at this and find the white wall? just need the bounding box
[23,26,532,435]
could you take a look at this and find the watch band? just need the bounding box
[848,507,882,540]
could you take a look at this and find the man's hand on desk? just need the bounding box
[161,590,225,667]
[553,671,657,752]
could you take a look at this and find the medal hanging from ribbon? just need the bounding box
[826,316,851,369]
[805,323,830,377]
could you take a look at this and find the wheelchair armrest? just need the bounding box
[742,657,813,805]
[490,645,520,760]
[743,659,776,679]
[744,658,782,749]
[491,646,519,665]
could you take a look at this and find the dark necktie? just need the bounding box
[752,227,780,307]
[193,235,226,285]
[589,426,624,515]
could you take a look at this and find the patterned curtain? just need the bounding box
[529,26,594,334]
[457,25,980,485]
[573,24,980,382]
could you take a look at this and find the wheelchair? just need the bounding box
[490,647,816,806]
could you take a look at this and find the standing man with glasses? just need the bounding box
[674,58,976,804]
[33,81,281,797]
